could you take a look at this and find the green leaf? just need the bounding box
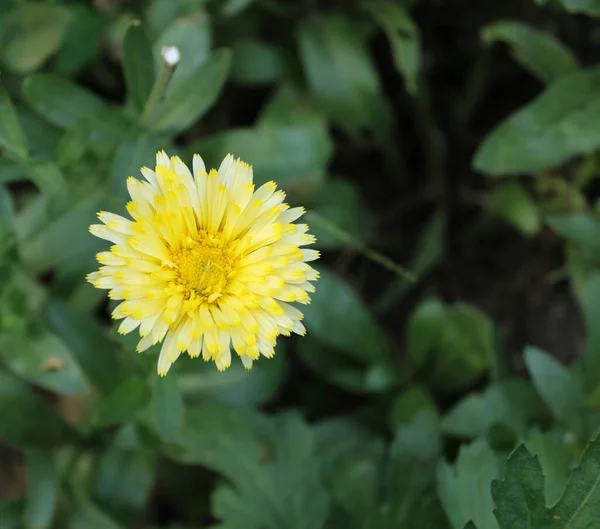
[482,21,579,84]
[524,346,590,440]
[547,212,600,261]
[405,298,446,373]
[211,413,329,529]
[437,439,500,529]
[3,4,71,74]
[0,87,29,160]
[88,377,151,429]
[152,374,184,443]
[546,0,600,16]
[474,67,600,176]
[426,303,494,393]
[45,300,137,394]
[0,501,23,529]
[442,379,544,439]
[231,39,282,85]
[193,123,331,191]
[302,267,390,363]
[68,494,126,529]
[490,182,541,236]
[123,21,155,113]
[154,12,212,94]
[389,385,439,430]
[0,370,71,447]
[23,74,107,130]
[151,49,231,134]
[364,0,421,94]
[93,425,157,523]
[0,329,89,396]
[23,449,58,529]
[298,16,389,136]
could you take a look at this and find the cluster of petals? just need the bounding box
[87,151,319,375]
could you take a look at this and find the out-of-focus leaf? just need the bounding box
[426,303,494,394]
[473,67,600,176]
[389,385,439,429]
[0,370,72,447]
[303,267,390,363]
[221,0,255,15]
[151,49,231,134]
[547,212,600,261]
[298,16,390,136]
[524,346,590,440]
[0,329,89,396]
[123,22,155,113]
[3,4,71,74]
[442,379,544,439]
[55,5,104,75]
[482,20,579,83]
[154,12,211,94]
[538,0,600,16]
[23,74,107,130]
[437,439,500,529]
[177,345,287,407]
[405,298,446,373]
[18,192,106,275]
[45,300,138,395]
[525,428,573,505]
[194,123,331,191]
[23,449,58,529]
[0,87,29,160]
[490,182,541,236]
[231,38,282,85]
[0,501,23,529]
[152,374,184,443]
[93,425,157,523]
[26,162,68,200]
[88,377,151,429]
[68,494,126,529]
[308,180,372,250]
[211,414,329,529]
[364,0,421,94]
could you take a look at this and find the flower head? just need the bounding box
[87,151,319,375]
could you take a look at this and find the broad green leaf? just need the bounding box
[152,374,184,443]
[0,329,89,395]
[524,346,590,440]
[298,16,389,136]
[302,267,390,363]
[405,298,446,372]
[426,303,494,393]
[482,21,579,84]
[55,5,104,75]
[543,0,600,16]
[123,22,155,113]
[0,370,72,447]
[490,182,541,236]
[211,413,329,529]
[193,123,331,190]
[389,385,439,430]
[45,300,138,394]
[3,4,71,74]
[525,429,573,505]
[231,39,282,85]
[0,87,29,160]
[23,74,107,130]
[88,377,151,429]
[23,449,58,529]
[442,379,544,439]
[177,345,287,407]
[154,12,211,94]
[307,179,372,250]
[93,425,157,523]
[437,439,500,529]
[68,494,126,529]
[473,67,600,176]
[364,0,421,94]
[26,162,68,199]
[151,49,231,134]
[547,212,600,261]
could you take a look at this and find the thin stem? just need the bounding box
[140,46,180,127]
[306,211,417,282]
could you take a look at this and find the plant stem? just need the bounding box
[140,46,180,127]
[306,211,417,282]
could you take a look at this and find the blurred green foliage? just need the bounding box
[2,0,600,528]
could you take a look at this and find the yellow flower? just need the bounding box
[87,151,319,375]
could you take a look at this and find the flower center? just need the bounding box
[171,235,232,302]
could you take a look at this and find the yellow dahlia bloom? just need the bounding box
[87,151,319,375]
